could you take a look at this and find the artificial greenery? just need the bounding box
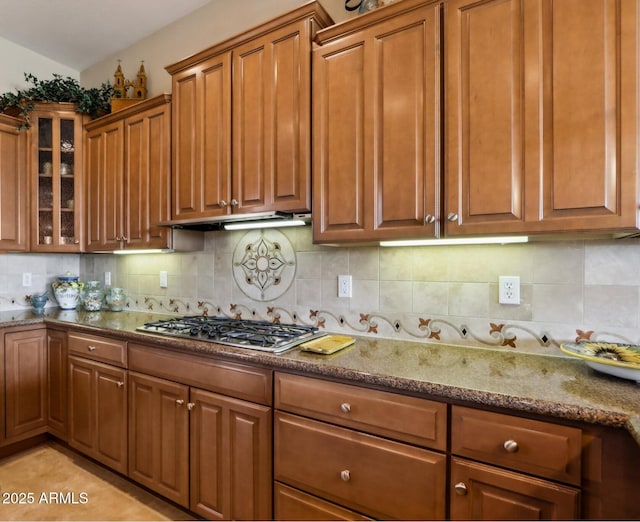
[0,73,113,130]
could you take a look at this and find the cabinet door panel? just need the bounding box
[313,40,367,240]
[0,116,27,251]
[4,329,47,439]
[190,387,272,521]
[94,365,127,474]
[536,0,638,229]
[68,357,94,452]
[172,54,232,219]
[451,458,579,520]
[128,372,189,506]
[47,329,67,439]
[446,0,525,233]
[124,104,170,249]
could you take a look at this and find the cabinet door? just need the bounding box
[0,115,27,251]
[85,120,124,250]
[275,483,372,521]
[123,99,171,249]
[47,329,67,439]
[172,52,232,220]
[233,19,312,214]
[450,458,579,520]
[68,355,127,474]
[30,105,84,251]
[446,0,639,235]
[128,372,189,507]
[190,387,272,521]
[4,329,48,439]
[313,3,440,242]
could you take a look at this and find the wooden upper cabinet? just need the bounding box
[167,1,332,222]
[233,19,313,214]
[29,104,85,252]
[85,95,171,251]
[0,115,27,251]
[446,0,640,235]
[171,52,232,220]
[313,0,441,242]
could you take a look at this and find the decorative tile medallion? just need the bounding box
[232,229,296,301]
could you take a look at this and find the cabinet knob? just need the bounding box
[187,402,196,411]
[503,439,519,453]
[116,381,124,388]
[231,199,239,207]
[340,403,351,413]
[340,470,351,482]
[74,239,80,244]
[454,482,468,496]
[176,399,185,406]
[220,200,228,207]
[87,345,96,351]
[425,214,436,224]
[447,212,459,222]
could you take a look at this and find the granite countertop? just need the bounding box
[4,308,640,445]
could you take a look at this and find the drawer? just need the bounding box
[274,411,446,520]
[68,331,127,367]
[274,482,372,521]
[275,372,446,450]
[128,343,272,405]
[451,405,582,485]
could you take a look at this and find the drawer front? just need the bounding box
[128,343,272,405]
[452,406,582,485]
[275,372,447,450]
[275,411,446,520]
[274,482,372,521]
[68,332,127,367]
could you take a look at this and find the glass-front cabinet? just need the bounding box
[30,104,84,251]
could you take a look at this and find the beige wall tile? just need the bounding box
[352,280,380,311]
[488,283,533,321]
[585,240,640,285]
[448,282,490,317]
[531,242,584,284]
[296,252,322,280]
[296,279,322,308]
[412,281,448,315]
[350,247,379,280]
[412,247,449,282]
[532,284,583,324]
[583,285,639,328]
[380,247,414,281]
[380,280,413,313]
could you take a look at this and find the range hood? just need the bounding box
[157,211,311,231]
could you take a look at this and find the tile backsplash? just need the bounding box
[2,228,638,357]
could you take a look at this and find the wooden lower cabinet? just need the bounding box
[4,328,48,441]
[68,355,127,474]
[275,482,372,521]
[275,411,446,520]
[47,329,67,439]
[128,371,272,520]
[450,458,579,520]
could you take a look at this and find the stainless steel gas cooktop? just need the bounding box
[137,315,326,354]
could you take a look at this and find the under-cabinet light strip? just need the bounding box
[379,236,529,247]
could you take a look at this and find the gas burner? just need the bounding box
[137,316,325,354]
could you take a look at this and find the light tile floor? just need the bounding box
[0,441,195,521]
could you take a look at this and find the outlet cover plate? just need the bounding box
[499,275,520,305]
[338,275,352,298]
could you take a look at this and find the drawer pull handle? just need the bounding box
[176,400,185,406]
[503,439,519,453]
[340,403,351,413]
[454,482,468,496]
[87,345,96,351]
[116,381,124,388]
[340,470,351,482]
[187,402,196,411]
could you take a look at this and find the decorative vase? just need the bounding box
[82,280,104,311]
[106,287,126,312]
[51,274,83,310]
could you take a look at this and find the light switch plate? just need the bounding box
[160,271,168,288]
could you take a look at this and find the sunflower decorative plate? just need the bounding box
[560,342,640,384]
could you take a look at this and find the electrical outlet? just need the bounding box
[338,275,352,298]
[499,275,520,305]
[22,272,32,287]
[104,271,111,286]
[160,271,168,288]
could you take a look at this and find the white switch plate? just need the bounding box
[104,271,111,286]
[22,272,32,287]
[338,275,352,298]
[499,275,520,305]
[160,271,168,288]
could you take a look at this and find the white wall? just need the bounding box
[0,36,78,93]
[80,0,354,95]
